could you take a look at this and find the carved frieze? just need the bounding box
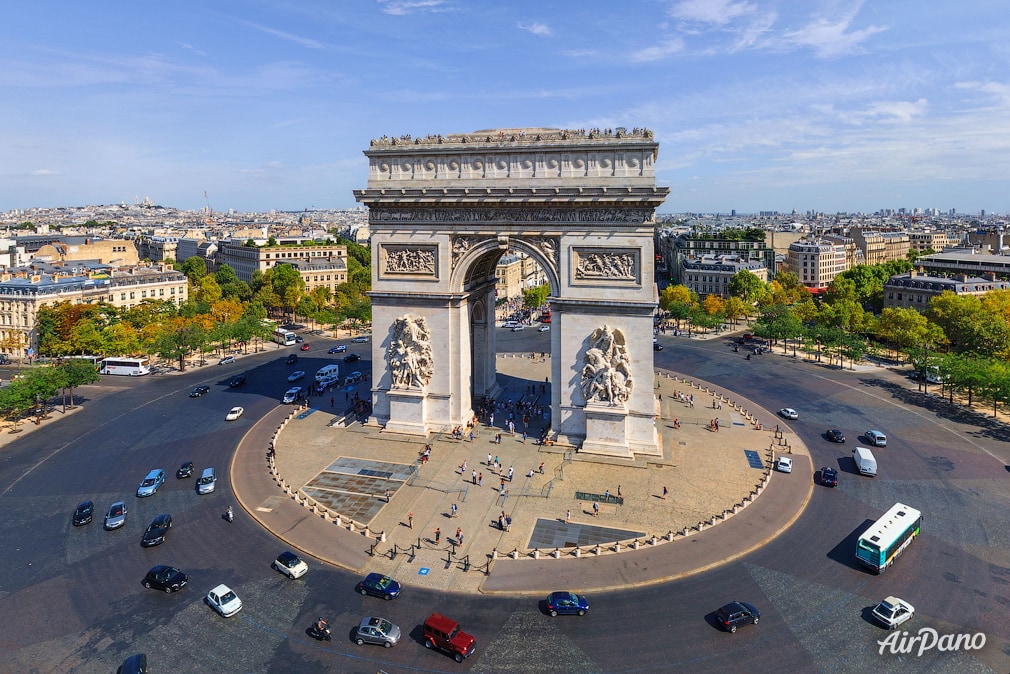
[572,248,639,284]
[380,245,437,277]
[387,314,434,389]
[371,207,653,225]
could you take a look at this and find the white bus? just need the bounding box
[272,328,297,346]
[855,502,922,573]
[99,357,151,376]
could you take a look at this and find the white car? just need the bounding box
[779,408,799,420]
[287,370,305,382]
[272,551,308,579]
[351,336,370,343]
[225,407,244,421]
[537,325,550,332]
[219,356,236,365]
[512,325,525,332]
[206,584,243,617]
[865,430,887,447]
[775,456,793,473]
[872,596,915,629]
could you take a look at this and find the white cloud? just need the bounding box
[31,169,59,176]
[629,39,685,63]
[862,99,929,123]
[783,3,888,59]
[955,80,1010,106]
[669,0,756,25]
[236,20,322,49]
[518,22,552,37]
[378,0,451,16]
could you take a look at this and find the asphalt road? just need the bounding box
[0,332,1007,673]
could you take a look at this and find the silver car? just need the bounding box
[355,616,400,648]
[104,501,128,530]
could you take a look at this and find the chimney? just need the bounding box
[908,269,916,278]
[984,271,997,281]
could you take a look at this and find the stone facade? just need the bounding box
[355,127,669,457]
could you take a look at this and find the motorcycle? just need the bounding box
[225,507,234,523]
[308,622,332,641]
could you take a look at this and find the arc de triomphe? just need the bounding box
[353,128,669,458]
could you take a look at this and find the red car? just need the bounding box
[300,343,310,351]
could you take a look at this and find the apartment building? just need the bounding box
[680,254,768,298]
[848,228,911,265]
[884,269,1010,310]
[787,239,848,292]
[215,240,348,292]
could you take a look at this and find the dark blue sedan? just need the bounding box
[546,591,589,616]
[357,573,400,600]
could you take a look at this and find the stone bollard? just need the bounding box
[533,549,539,560]
[734,504,741,513]
[594,545,602,556]
[614,542,621,553]
[380,531,387,543]
[334,516,341,527]
[681,527,689,536]
[348,521,355,533]
[511,549,519,559]
[667,530,675,541]
[697,522,705,532]
[632,539,640,550]
[492,548,498,560]
[574,547,581,558]
[363,527,371,538]
[554,548,561,558]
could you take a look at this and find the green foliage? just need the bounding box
[180,256,208,283]
[523,284,550,310]
[727,270,765,304]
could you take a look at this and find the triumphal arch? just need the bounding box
[353,128,669,457]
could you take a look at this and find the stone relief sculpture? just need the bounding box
[451,236,472,266]
[580,325,633,405]
[383,246,436,274]
[574,250,637,281]
[387,314,434,389]
[536,236,560,270]
[371,207,650,225]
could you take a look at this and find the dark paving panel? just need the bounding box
[307,472,401,494]
[324,457,416,481]
[528,518,646,549]
[745,450,764,469]
[303,489,388,522]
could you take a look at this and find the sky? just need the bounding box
[3,0,1010,216]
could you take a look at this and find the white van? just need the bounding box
[197,467,217,494]
[315,364,340,382]
[865,430,887,447]
[853,447,877,477]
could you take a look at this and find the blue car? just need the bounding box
[546,591,589,616]
[356,573,400,600]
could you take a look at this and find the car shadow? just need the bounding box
[702,611,728,633]
[825,519,877,572]
[838,455,862,476]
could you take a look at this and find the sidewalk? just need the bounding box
[232,353,815,595]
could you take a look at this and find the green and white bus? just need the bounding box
[856,502,922,573]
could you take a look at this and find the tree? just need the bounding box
[728,270,765,304]
[523,284,550,311]
[180,257,208,283]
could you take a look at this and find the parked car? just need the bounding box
[176,462,195,479]
[820,466,838,486]
[272,551,308,579]
[775,456,793,473]
[715,601,760,633]
[189,385,210,398]
[422,612,476,662]
[72,500,94,526]
[206,584,242,617]
[141,513,172,547]
[283,387,303,404]
[218,356,236,365]
[104,501,128,530]
[344,353,361,362]
[779,408,799,420]
[546,591,589,616]
[225,407,244,421]
[351,336,370,343]
[285,353,298,364]
[228,375,246,388]
[287,371,306,382]
[357,573,400,600]
[826,429,845,443]
[356,616,401,648]
[136,469,165,497]
[300,343,311,351]
[329,345,347,354]
[872,596,915,629]
[143,565,188,593]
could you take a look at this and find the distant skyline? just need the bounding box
[3,1,1009,215]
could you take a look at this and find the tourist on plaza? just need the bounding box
[538,461,545,474]
[451,503,457,518]
[408,511,413,529]
[593,501,599,517]
[434,527,441,544]
[478,473,483,487]
[565,509,571,523]
[662,486,668,500]
[472,470,477,485]
[487,452,492,466]
[508,465,514,481]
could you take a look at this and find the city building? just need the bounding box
[215,240,348,293]
[495,252,524,299]
[661,229,775,285]
[884,269,1010,310]
[680,254,768,298]
[848,228,911,265]
[0,264,188,357]
[786,239,848,292]
[914,251,1010,281]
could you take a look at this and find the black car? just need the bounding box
[715,601,760,633]
[176,462,195,479]
[286,354,298,365]
[821,466,838,487]
[356,573,401,599]
[141,513,172,548]
[72,500,94,526]
[189,385,210,398]
[142,565,188,593]
[228,375,246,388]
[344,353,361,362]
[825,429,845,443]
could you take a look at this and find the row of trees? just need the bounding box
[0,360,100,430]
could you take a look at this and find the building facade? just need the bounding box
[215,240,348,291]
[884,269,1010,310]
[680,254,768,298]
[849,228,911,265]
[787,239,848,292]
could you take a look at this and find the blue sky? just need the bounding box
[3,1,1009,215]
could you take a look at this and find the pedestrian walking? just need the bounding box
[604,489,609,501]
[522,430,527,443]
[662,486,668,500]
[461,460,467,474]
[408,511,413,529]
[617,484,622,498]
[487,452,493,466]
[330,396,334,408]
[538,461,544,474]
[565,509,571,523]
[478,472,483,487]
[505,515,511,531]
[527,468,535,478]
[434,527,441,544]
[593,501,599,517]
[451,502,458,518]
[508,465,514,481]
[472,469,477,485]
[457,528,464,546]
[385,489,391,503]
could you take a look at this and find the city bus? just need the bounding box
[98,357,151,376]
[65,355,101,368]
[272,328,297,346]
[855,502,922,573]
[541,307,552,324]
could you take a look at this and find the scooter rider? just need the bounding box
[225,505,234,522]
